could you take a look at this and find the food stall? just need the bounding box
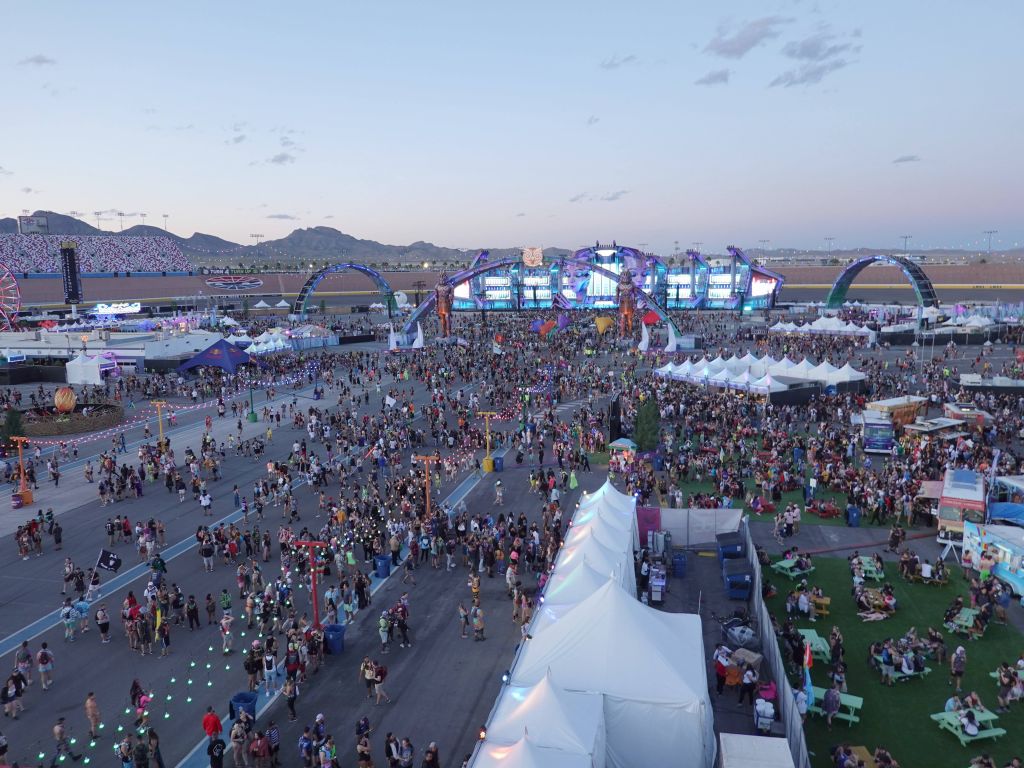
[988,475,1024,526]
[943,402,994,428]
[963,521,1024,597]
[937,469,987,548]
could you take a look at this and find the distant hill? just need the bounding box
[2,210,1020,267]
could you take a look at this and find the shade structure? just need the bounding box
[177,339,253,374]
[541,559,625,610]
[510,581,716,768]
[252,299,270,309]
[575,479,641,551]
[474,733,594,768]
[65,353,104,385]
[554,528,635,597]
[485,671,606,765]
[719,734,796,768]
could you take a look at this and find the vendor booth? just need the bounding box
[719,733,796,768]
[936,469,987,548]
[963,521,1024,596]
[988,475,1024,525]
[65,353,106,385]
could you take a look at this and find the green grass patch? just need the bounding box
[765,557,1023,767]
[670,478,850,526]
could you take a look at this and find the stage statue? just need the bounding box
[616,267,636,338]
[435,272,454,337]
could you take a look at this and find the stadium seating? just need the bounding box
[0,234,191,273]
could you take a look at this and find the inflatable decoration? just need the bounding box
[54,386,77,414]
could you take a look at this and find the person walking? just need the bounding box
[37,642,55,690]
[49,717,83,766]
[737,663,758,707]
[84,692,101,739]
[373,660,392,704]
[950,645,967,694]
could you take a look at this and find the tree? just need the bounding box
[242,298,250,316]
[1,408,24,444]
[632,396,661,452]
[319,298,327,314]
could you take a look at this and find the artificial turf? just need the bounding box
[764,556,1023,768]
[671,478,851,527]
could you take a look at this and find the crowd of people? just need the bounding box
[0,234,191,273]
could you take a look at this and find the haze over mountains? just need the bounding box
[1,211,1019,266]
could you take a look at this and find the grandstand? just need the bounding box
[0,234,191,273]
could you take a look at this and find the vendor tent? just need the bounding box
[275,299,291,308]
[65,353,104,385]
[719,734,795,768]
[485,671,606,765]
[510,581,716,768]
[473,733,594,768]
[177,339,253,374]
[252,300,270,309]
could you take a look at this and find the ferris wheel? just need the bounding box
[0,264,22,331]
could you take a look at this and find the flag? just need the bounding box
[155,607,162,630]
[385,396,397,408]
[803,666,814,708]
[96,549,122,573]
[803,639,813,670]
[492,342,502,355]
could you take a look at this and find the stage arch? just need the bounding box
[293,263,395,315]
[400,254,681,340]
[825,254,938,309]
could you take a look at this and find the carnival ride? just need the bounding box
[0,263,22,331]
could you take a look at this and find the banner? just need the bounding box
[96,549,123,573]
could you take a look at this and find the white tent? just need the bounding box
[542,559,626,610]
[485,671,606,766]
[719,734,795,768]
[510,581,716,768]
[65,353,103,385]
[555,529,635,596]
[750,374,787,393]
[827,362,867,384]
[768,356,797,375]
[654,363,674,377]
[219,316,239,326]
[253,300,270,309]
[473,733,594,768]
[575,480,640,551]
[275,299,291,308]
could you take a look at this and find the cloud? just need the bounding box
[266,213,298,220]
[279,135,296,148]
[600,54,637,70]
[695,68,731,86]
[515,212,526,217]
[323,215,334,219]
[770,58,849,87]
[586,115,600,126]
[781,31,853,62]
[892,154,921,164]
[226,134,246,145]
[568,193,588,203]
[600,190,629,202]
[268,152,296,165]
[231,122,247,132]
[21,186,39,194]
[18,54,56,66]
[705,17,792,59]
[0,166,12,176]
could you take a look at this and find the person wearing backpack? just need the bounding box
[374,661,392,705]
[131,736,149,768]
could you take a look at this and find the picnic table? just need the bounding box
[853,556,885,581]
[811,595,831,617]
[849,746,877,767]
[873,653,931,681]
[771,557,815,580]
[930,708,1006,747]
[808,686,864,726]
[951,607,979,634]
[798,628,831,662]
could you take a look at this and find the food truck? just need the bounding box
[936,469,987,547]
[943,402,994,427]
[963,521,1024,596]
[987,475,1024,526]
[854,396,928,454]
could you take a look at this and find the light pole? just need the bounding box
[984,230,998,259]
[692,241,703,253]
[94,211,103,229]
[162,214,169,231]
[758,239,770,261]
[118,211,125,231]
[900,234,912,254]
[479,411,498,472]
[247,384,258,422]
[414,455,439,520]
[11,436,33,505]
[292,540,328,628]
[140,213,147,229]
[151,400,167,450]
[824,236,835,262]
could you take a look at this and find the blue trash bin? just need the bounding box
[323,623,346,655]
[493,455,504,472]
[848,506,861,528]
[654,454,665,471]
[374,554,391,579]
[672,553,687,578]
[229,691,258,721]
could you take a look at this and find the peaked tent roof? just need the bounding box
[474,733,594,768]
[177,339,253,374]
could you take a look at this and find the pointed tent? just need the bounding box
[486,671,606,765]
[474,733,594,768]
[177,339,253,374]
[275,299,291,308]
[664,323,678,353]
[510,581,716,768]
[750,374,787,393]
[65,353,104,385]
[411,323,425,349]
[654,363,674,378]
[253,299,271,309]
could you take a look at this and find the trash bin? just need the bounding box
[493,455,504,473]
[374,554,391,579]
[323,623,346,655]
[672,553,687,578]
[229,691,258,721]
[11,492,24,509]
[848,506,861,528]
[654,454,665,471]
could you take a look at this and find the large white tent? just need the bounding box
[654,352,865,389]
[65,353,104,385]
[485,671,606,766]
[574,480,640,551]
[510,581,715,768]
[473,733,594,768]
[719,734,796,768]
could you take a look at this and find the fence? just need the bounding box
[744,519,811,768]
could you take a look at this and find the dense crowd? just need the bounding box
[0,235,191,273]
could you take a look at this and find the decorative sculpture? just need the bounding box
[616,267,636,338]
[435,272,454,337]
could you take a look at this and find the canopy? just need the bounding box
[719,734,796,768]
[275,299,291,308]
[510,581,715,768]
[219,316,239,326]
[486,671,606,764]
[65,353,104,385]
[252,299,270,309]
[177,339,253,374]
[608,437,636,451]
[473,733,594,768]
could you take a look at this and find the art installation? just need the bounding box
[435,272,454,337]
[616,267,636,338]
[54,386,77,413]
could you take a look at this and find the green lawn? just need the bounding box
[764,557,1023,768]
[671,478,851,527]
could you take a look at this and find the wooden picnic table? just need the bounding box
[849,746,877,768]
[811,595,831,617]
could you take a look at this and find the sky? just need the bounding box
[1,0,1022,255]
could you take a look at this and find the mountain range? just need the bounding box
[1,210,1018,266]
